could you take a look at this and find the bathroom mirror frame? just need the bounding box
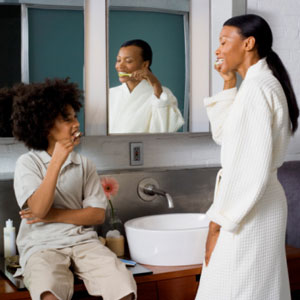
[0,0,246,141]
[20,0,84,84]
[108,0,190,133]
[84,0,210,136]
[0,0,84,140]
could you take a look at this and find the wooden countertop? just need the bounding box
[134,264,202,284]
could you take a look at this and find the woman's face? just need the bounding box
[215,25,246,73]
[115,45,149,83]
[48,105,80,146]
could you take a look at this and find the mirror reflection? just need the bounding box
[108,7,189,134]
[0,3,84,137]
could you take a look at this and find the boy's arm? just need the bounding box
[20,207,105,226]
[27,139,75,219]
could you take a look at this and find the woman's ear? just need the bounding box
[244,36,256,52]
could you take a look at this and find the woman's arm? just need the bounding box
[205,221,221,266]
[131,68,163,98]
[206,82,273,232]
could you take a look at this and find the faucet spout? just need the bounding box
[165,193,174,209]
[143,184,174,209]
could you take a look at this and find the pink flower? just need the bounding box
[100,177,119,200]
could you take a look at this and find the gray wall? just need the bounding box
[0,167,218,257]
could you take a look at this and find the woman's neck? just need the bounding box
[126,80,141,93]
[238,53,261,79]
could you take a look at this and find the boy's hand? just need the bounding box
[20,207,54,224]
[51,138,75,167]
[20,208,44,224]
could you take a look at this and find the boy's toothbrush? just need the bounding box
[118,72,132,77]
[215,58,224,66]
[74,132,81,138]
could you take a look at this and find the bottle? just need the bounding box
[4,219,16,258]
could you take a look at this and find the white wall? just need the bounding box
[247,0,300,160]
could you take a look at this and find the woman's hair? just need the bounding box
[224,14,299,133]
[120,39,153,70]
[0,87,15,137]
[12,78,82,151]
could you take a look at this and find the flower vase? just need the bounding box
[102,208,125,257]
[102,208,124,237]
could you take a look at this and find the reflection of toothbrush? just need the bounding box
[118,72,132,77]
[215,58,224,66]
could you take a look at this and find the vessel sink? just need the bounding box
[124,213,209,266]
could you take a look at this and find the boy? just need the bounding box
[12,78,136,300]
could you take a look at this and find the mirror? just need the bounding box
[0,1,84,137]
[108,0,190,134]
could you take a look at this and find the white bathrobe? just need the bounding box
[196,59,291,300]
[109,80,184,133]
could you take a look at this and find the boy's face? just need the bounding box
[48,105,81,146]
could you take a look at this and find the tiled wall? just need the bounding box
[247,0,300,154]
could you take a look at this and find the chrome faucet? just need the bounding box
[137,178,174,209]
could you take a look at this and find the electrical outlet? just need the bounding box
[130,142,143,166]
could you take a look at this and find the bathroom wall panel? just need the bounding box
[0,167,219,256]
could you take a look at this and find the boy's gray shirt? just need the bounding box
[13,150,107,276]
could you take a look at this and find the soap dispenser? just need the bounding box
[3,219,16,258]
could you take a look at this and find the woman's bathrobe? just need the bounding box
[109,80,184,133]
[196,59,291,300]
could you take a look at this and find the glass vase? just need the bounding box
[101,208,124,238]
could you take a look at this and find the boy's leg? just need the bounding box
[71,241,137,300]
[23,248,74,300]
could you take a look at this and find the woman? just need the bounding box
[109,39,184,134]
[196,14,299,300]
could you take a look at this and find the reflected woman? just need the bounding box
[109,39,184,134]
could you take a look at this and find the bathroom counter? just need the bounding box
[0,263,202,300]
[0,246,299,300]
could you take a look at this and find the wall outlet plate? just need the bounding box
[130,142,143,166]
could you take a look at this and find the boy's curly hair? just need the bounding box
[12,78,82,151]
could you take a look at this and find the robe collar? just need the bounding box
[244,57,272,81]
[121,79,152,97]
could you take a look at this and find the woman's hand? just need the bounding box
[205,221,221,266]
[214,61,237,90]
[131,68,163,98]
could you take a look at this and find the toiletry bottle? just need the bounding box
[4,219,16,258]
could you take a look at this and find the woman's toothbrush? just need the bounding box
[118,72,132,77]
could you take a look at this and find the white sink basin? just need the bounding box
[125,213,209,266]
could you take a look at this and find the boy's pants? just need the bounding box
[23,241,137,300]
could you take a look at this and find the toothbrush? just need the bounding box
[215,58,224,66]
[74,132,81,138]
[120,258,137,267]
[118,72,132,77]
